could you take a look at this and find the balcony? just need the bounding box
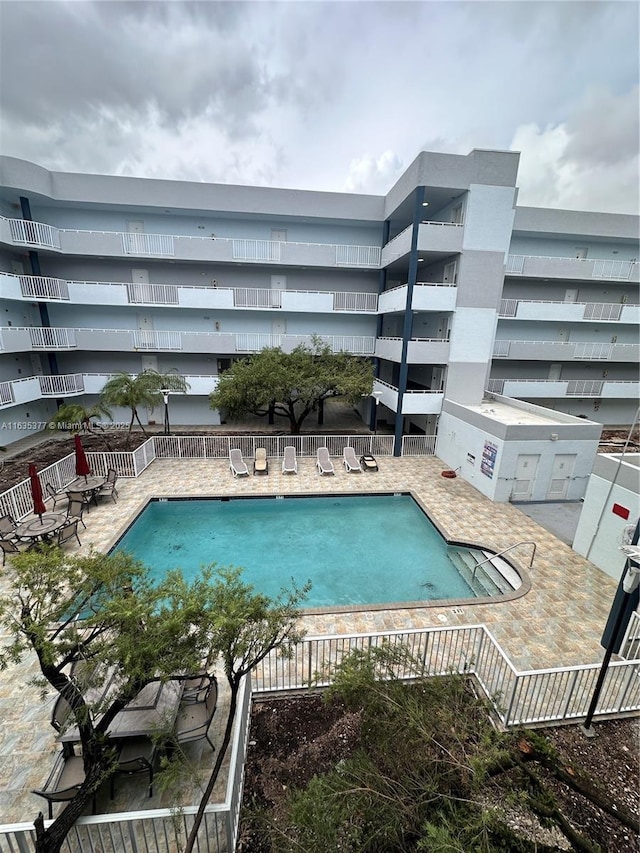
[492,340,639,362]
[375,337,452,363]
[487,378,639,399]
[0,327,376,356]
[377,283,457,314]
[0,218,381,269]
[380,221,463,267]
[372,379,444,414]
[0,373,220,410]
[499,298,638,324]
[506,254,639,282]
[0,274,378,313]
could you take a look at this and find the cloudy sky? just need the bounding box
[1,0,638,213]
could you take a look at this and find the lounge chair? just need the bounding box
[253,447,269,475]
[360,454,379,472]
[282,445,297,474]
[229,449,249,477]
[316,447,335,475]
[343,447,362,473]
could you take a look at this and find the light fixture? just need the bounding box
[422,201,429,207]
[418,258,424,262]
[550,434,559,441]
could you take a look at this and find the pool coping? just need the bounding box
[105,490,532,615]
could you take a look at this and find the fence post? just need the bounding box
[504,674,520,726]
[562,669,580,720]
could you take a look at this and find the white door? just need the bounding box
[29,354,44,376]
[271,318,286,344]
[443,261,457,283]
[270,275,285,308]
[271,229,287,242]
[431,367,444,390]
[546,454,576,500]
[141,355,158,372]
[137,313,154,331]
[437,315,451,340]
[558,328,569,342]
[127,220,145,234]
[512,454,540,501]
[132,269,149,284]
[11,260,24,274]
[564,289,578,303]
[548,363,562,380]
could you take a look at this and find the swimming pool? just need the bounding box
[112,494,517,610]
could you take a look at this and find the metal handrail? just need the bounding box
[471,541,536,580]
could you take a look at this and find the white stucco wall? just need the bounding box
[573,455,640,581]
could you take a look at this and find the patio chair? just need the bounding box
[32,751,93,820]
[51,693,72,733]
[181,671,215,704]
[282,445,297,474]
[316,447,335,475]
[0,514,17,540]
[58,520,82,548]
[66,499,87,530]
[253,447,269,475]
[110,737,156,799]
[174,678,218,751]
[66,489,92,510]
[343,447,362,473]
[0,538,23,566]
[45,482,65,511]
[229,448,249,478]
[360,454,379,472]
[96,468,118,504]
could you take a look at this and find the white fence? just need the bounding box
[19,275,69,300]
[8,218,61,249]
[121,233,175,256]
[39,374,85,396]
[29,327,77,349]
[127,283,179,305]
[251,625,640,728]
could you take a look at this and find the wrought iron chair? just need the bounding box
[110,737,156,799]
[32,752,93,819]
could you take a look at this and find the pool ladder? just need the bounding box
[471,541,536,581]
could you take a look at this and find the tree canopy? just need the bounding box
[100,370,189,446]
[209,340,374,433]
[0,548,307,853]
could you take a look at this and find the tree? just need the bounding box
[100,370,189,447]
[209,339,374,434]
[182,567,310,853]
[0,548,212,853]
[47,402,114,449]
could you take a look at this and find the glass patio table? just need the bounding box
[15,512,68,542]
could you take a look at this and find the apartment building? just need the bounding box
[0,150,637,450]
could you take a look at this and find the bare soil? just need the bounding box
[239,694,639,853]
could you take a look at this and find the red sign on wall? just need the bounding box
[612,503,630,519]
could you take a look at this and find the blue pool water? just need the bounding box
[112,495,479,609]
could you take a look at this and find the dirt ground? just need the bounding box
[239,695,639,853]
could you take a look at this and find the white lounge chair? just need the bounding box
[229,449,249,477]
[343,446,362,473]
[253,447,268,475]
[282,446,297,474]
[316,447,335,475]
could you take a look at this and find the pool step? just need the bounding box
[450,549,516,597]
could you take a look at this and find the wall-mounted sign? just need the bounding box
[467,453,475,466]
[480,440,498,479]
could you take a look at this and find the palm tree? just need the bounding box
[100,371,189,448]
[48,402,114,450]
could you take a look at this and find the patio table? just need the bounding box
[15,512,68,542]
[67,476,106,507]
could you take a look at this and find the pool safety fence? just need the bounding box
[1,625,638,852]
[0,434,436,520]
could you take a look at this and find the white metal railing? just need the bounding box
[499,298,518,316]
[132,330,182,350]
[7,217,61,248]
[19,275,69,300]
[38,374,85,396]
[250,625,640,728]
[127,282,179,305]
[487,379,505,394]
[621,610,640,659]
[507,254,636,280]
[493,340,511,357]
[333,290,378,311]
[232,238,281,262]
[416,280,457,288]
[233,287,281,308]
[421,220,464,227]
[0,379,14,405]
[401,435,437,455]
[583,302,623,321]
[335,245,381,266]
[122,232,175,256]
[574,342,613,360]
[567,379,605,396]
[29,327,77,349]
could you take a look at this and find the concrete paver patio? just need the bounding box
[0,454,621,826]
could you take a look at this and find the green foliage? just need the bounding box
[47,402,113,434]
[209,338,374,433]
[100,370,189,445]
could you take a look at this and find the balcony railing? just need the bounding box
[232,238,281,262]
[506,254,637,280]
[567,379,604,396]
[38,374,85,396]
[488,378,639,399]
[19,275,69,300]
[122,233,175,255]
[8,218,61,249]
[0,380,14,405]
[132,330,183,350]
[28,327,77,349]
[492,339,638,361]
[499,298,627,322]
[126,283,179,305]
[335,244,380,267]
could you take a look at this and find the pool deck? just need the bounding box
[0,454,622,826]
